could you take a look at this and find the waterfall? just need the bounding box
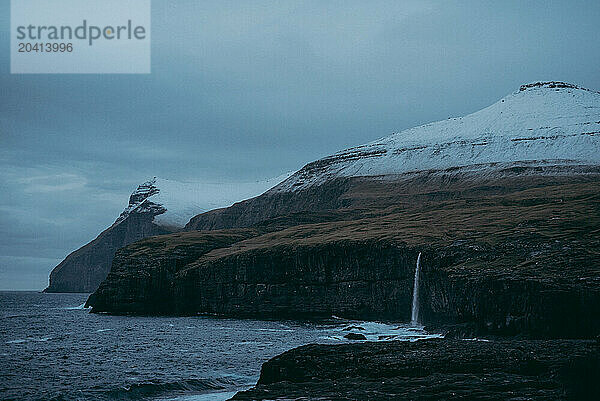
[411,252,422,325]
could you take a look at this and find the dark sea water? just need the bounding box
[0,292,437,401]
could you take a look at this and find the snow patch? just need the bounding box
[116,173,292,229]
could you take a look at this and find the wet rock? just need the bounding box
[231,339,600,400]
[344,333,367,340]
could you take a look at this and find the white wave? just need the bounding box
[64,303,91,310]
[235,341,273,346]
[332,321,442,342]
[319,335,344,341]
[6,336,53,344]
[256,328,294,332]
[159,390,240,401]
[6,339,27,344]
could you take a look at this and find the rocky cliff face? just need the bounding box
[85,229,257,312]
[45,181,173,293]
[173,240,416,319]
[418,240,600,339]
[88,238,416,318]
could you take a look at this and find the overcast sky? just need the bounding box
[1,1,599,290]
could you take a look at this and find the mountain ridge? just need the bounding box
[44,175,289,292]
[186,82,600,232]
[270,81,600,192]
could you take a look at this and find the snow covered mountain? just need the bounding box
[272,82,600,192]
[116,175,292,229]
[45,174,290,292]
[186,81,600,231]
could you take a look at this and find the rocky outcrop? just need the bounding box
[230,339,600,400]
[45,210,172,293]
[44,180,175,293]
[85,229,257,313]
[45,176,286,293]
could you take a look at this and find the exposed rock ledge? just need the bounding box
[231,339,600,400]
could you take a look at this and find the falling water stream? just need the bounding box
[411,252,422,325]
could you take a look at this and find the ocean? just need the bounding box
[0,291,437,400]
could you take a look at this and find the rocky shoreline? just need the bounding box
[230,338,600,400]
